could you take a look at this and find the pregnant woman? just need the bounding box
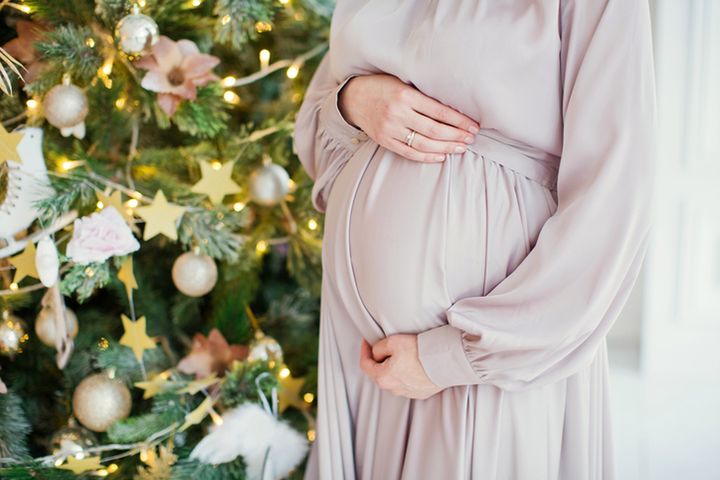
[293,0,656,479]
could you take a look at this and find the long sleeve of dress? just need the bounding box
[292,51,370,213]
[416,0,657,392]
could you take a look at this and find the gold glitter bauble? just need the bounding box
[247,332,283,369]
[0,310,29,356]
[50,425,98,462]
[72,373,132,432]
[171,250,218,297]
[35,306,79,347]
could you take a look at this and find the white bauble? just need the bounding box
[0,127,53,241]
[36,235,60,287]
[248,158,290,206]
[115,6,159,55]
[43,77,88,138]
[35,305,79,348]
[72,373,132,432]
[171,250,218,297]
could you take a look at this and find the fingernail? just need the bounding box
[468,125,480,134]
[464,136,474,144]
[454,146,466,153]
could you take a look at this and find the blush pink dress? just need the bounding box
[292,0,657,478]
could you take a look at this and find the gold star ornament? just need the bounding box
[9,241,39,284]
[57,455,105,474]
[117,256,138,302]
[134,190,186,241]
[96,190,133,224]
[119,314,156,362]
[279,372,307,413]
[191,160,241,205]
[0,124,22,165]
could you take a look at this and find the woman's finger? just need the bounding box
[396,127,470,156]
[385,137,447,163]
[406,109,477,144]
[407,89,480,133]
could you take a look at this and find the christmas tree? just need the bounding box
[0,0,332,478]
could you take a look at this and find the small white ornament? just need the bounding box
[189,402,308,480]
[115,5,159,56]
[171,249,218,297]
[248,156,291,206]
[35,305,79,348]
[0,127,53,241]
[43,75,88,139]
[35,235,59,287]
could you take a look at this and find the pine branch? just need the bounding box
[0,393,31,461]
[213,0,278,50]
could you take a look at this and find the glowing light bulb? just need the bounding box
[307,218,318,230]
[286,64,300,79]
[259,49,270,70]
[221,76,236,87]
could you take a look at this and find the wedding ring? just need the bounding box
[405,129,416,147]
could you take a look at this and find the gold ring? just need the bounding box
[405,129,416,147]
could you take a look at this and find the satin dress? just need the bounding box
[292,0,657,478]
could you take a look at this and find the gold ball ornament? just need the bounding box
[50,425,98,462]
[0,310,29,357]
[248,156,291,206]
[72,373,132,432]
[247,331,284,369]
[115,5,159,56]
[35,306,79,348]
[171,250,218,297]
[43,75,88,138]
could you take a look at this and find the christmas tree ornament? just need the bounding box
[0,310,29,357]
[65,206,140,264]
[247,330,283,368]
[43,74,88,139]
[179,395,214,432]
[119,314,156,362]
[39,284,75,369]
[189,402,308,479]
[57,455,105,474]
[278,371,307,413]
[190,160,241,205]
[50,424,98,463]
[248,156,291,206]
[72,372,132,432]
[0,123,22,165]
[171,249,218,297]
[35,304,78,348]
[0,127,53,241]
[135,189,186,241]
[134,36,220,116]
[96,190,133,224]
[117,256,138,302]
[35,235,59,287]
[115,5,159,56]
[8,240,39,285]
[134,371,179,399]
[177,328,247,378]
[1,20,49,84]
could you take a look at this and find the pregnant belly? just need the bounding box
[341,140,558,337]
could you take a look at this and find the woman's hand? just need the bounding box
[360,335,442,399]
[338,74,481,163]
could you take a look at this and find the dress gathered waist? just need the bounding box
[466,129,559,191]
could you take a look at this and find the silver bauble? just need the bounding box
[247,332,284,369]
[35,306,79,348]
[43,79,88,131]
[171,250,218,297]
[115,6,159,55]
[50,425,98,462]
[0,310,28,357]
[248,157,291,206]
[72,373,132,432]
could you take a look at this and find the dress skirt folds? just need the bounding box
[292,1,657,479]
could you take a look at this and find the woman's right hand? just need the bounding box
[338,74,481,163]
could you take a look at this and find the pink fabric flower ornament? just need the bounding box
[135,36,220,116]
[66,207,140,265]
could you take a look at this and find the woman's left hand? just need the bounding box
[360,335,442,399]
